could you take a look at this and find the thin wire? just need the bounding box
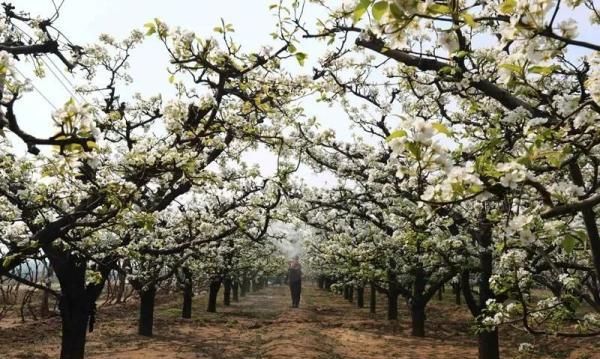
[13,67,58,111]
[12,23,88,105]
[50,0,66,21]
[40,56,81,103]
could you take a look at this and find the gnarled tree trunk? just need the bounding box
[45,246,108,359]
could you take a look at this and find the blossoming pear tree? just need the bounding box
[1,3,305,358]
[276,0,600,358]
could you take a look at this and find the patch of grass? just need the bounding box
[157,307,182,318]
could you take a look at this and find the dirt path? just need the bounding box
[87,285,481,359]
[2,284,599,358]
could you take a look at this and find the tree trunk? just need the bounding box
[454,282,461,305]
[59,295,90,359]
[347,285,354,303]
[370,282,376,314]
[207,279,221,313]
[223,277,232,306]
[138,285,156,337]
[241,277,249,297]
[182,279,193,319]
[387,292,398,320]
[411,268,427,336]
[325,278,332,291]
[57,264,90,359]
[232,281,239,302]
[478,329,500,359]
[569,163,600,285]
[317,276,324,289]
[465,217,499,359]
[387,267,400,320]
[410,301,426,337]
[356,286,364,308]
[45,246,108,359]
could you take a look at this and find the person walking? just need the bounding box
[288,255,302,308]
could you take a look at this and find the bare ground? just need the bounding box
[1,285,598,359]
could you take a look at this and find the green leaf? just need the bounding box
[386,129,407,141]
[574,230,587,242]
[144,22,156,36]
[389,3,405,19]
[528,65,559,76]
[499,63,523,75]
[545,151,564,168]
[462,12,477,27]
[2,255,15,269]
[455,50,470,58]
[295,52,307,66]
[451,182,464,193]
[405,142,421,159]
[353,0,371,23]
[561,234,578,253]
[372,1,388,21]
[168,74,176,84]
[85,140,97,150]
[428,4,451,14]
[438,66,457,75]
[432,122,452,136]
[469,184,482,193]
[288,43,297,53]
[499,0,517,14]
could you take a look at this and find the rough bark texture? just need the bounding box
[57,263,90,359]
[478,330,500,359]
[138,285,156,337]
[45,246,108,359]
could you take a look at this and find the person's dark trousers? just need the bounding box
[290,280,302,307]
